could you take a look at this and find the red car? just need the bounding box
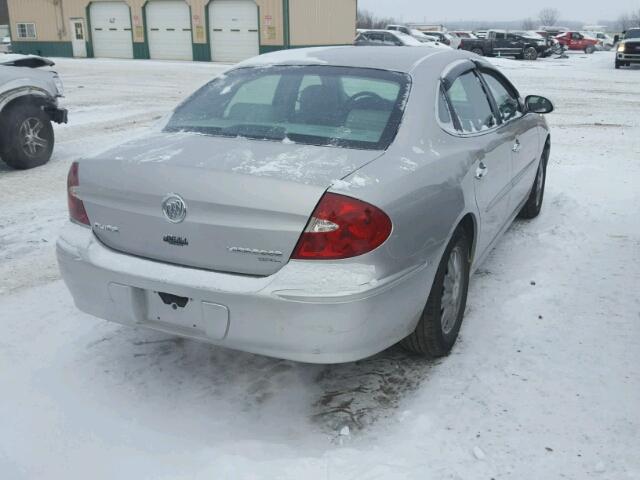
[555,32,598,53]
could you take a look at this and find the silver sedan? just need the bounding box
[57,47,553,364]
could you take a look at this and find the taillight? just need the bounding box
[291,193,392,260]
[67,162,90,226]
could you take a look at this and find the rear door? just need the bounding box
[492,32,508,55]
[444,70,514,255]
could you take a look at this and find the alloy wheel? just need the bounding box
[19,117,48,157]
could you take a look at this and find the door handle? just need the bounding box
[475,161,488,179]
[512,139,521,153]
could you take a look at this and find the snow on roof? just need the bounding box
[235,46,467,74]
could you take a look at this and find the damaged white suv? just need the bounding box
[0,54,67,169]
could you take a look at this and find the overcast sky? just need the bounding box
[358,0,638,23]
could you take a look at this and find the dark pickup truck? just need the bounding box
[459,30,548,60]
[615,28,640,69]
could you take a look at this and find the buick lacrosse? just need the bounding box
[57,47,553,363]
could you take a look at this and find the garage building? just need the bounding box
[7,0,356,62]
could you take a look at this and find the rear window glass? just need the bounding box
[166,65,411,150]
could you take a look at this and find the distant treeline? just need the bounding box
[357,7,640,32]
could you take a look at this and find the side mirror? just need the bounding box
[614,34,620,43]
[525,95,554,114]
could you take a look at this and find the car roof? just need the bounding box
[237,46,475,75]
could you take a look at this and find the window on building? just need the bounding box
[16,23,37,39]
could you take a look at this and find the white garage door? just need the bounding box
[90,1,133,59]
[146,1,193,61]
[209,0,259,63]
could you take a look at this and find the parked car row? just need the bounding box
[356,24,619,61]
[355,29,449,48]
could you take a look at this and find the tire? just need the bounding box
[615,59,621,69]
[401,227,471,358]
[523,47,538,61]
[519,144,549,219]
[585,45,595,54]
[471,48,484,56]
[0,102,54,170]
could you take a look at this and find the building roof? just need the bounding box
[238,46,471,74]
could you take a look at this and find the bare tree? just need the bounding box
[618,13,632,31]
[617,9,640,31]
[522,17,536,30]
[357,8,402,30]
[539,8,560,27]
[357,9,375,29]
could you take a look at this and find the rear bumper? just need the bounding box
[617,53,640,63]
[57,222,435,364]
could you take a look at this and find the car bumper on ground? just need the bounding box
[56,222,435,364]
[617,53,640,63]
[539,47,553,57]
[45,106,68,124]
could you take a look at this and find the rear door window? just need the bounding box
[446,71,497,133]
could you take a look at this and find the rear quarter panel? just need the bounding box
[328,53,480,280]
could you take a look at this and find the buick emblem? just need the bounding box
[162,194,187,223]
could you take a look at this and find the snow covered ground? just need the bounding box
[1,52,639,479]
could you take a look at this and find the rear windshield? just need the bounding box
[165,65,411,150]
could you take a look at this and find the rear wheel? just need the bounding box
[585,45,595,54]
[523,47,538,61]
[0,103,54,170]
[519,145,549,219]
[401,227,471,358]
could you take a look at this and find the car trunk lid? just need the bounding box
[79,132,382,276]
